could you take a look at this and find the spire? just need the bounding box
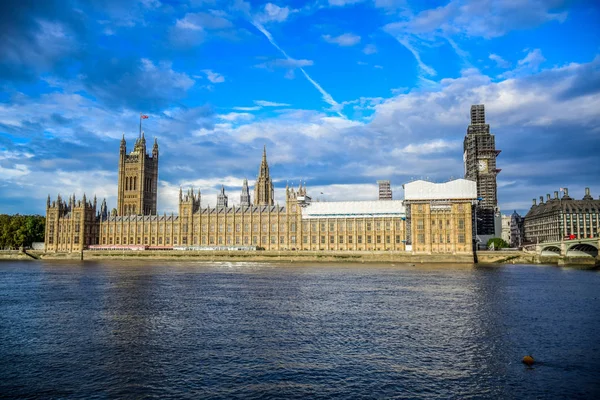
[47,195,51,207]
[254,146,274,206]
[120,134,126,153]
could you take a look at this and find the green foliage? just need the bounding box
[0,215,45,249]
[487,237,509,249]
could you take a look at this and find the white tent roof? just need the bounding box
[403,179,477,200]
[302,200,405,219]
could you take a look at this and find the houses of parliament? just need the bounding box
[45,108,490,254]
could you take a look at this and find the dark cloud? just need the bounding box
[0,0,87,80]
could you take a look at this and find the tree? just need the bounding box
[487,237,509,250]
[0,214,45,249]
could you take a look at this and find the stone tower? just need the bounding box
[117,133,159,215]
[240,178,251,206]
[253,145,274,206]
[463,104,500,237]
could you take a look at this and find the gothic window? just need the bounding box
[395,235,400,244]
[339,236,344,244]
[458,219,465,229]
[376,222,380,230]
[280,224,285,232]
[320,236,325,244]
[290,223,296,232]
[271,224,277,231]
[311,236,316,244]
[291,236,296,244]
[329,236,334,244]
[458,234,465,243]
[348,235,353,244]
[367,222,372,231]
[279,236,284,244]
[386,236,390,244]
[320,223,325,231]
[367,236,372,244]
[376,235,381,244]
[358,235,362,244]
[329,223,334,231]
[227,224,232,233]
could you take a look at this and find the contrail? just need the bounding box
[251,20,344,118]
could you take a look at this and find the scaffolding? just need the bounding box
[464,104,500,236]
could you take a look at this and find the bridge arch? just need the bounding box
[541,246,562,257]
[566,243,598,258]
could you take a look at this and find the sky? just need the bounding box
[0,0,599,216]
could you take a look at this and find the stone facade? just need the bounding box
[524,188,600,243]
[117,133,159,216]
[45,137,477,254]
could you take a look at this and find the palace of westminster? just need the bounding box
[46,105,598,254]
[44,106,499,254]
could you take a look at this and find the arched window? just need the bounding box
[134,177,137,191]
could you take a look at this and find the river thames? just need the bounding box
[0,261,599,399]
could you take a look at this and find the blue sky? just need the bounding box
[1,0,599,215]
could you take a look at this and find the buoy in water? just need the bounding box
[522,355,535,366]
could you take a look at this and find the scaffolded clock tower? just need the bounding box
[463,104,500,237]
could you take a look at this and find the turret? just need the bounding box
[240,178,251,206]
[47,195,51,208]
[217,185,228,208]
[120,134,126,155]
[152,137,159,158]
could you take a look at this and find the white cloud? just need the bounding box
[518,48,545,69]
[254,100,291,107]
[394,139,460,155]
[489,53,510,68]
[217,112,255,122]
[363,44,377,54]
[328,0,366,6]
[202,69,225,83]
[322,33,361,46]
[233,106,262,111]
[256,3,291,23]
[251,20,343,116]
[256,58,314,69]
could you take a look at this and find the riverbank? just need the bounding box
[2,249,596,268]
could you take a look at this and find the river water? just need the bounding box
[0,261,599,399]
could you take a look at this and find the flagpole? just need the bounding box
[139,113,142,138]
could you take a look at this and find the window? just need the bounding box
[227,224,232,233]
[271,236,276,244]
[347,222,353,230]
[339,236,344,244]
[358,235,362,244]
[330,236,334,244]
[291,236,296,244]
[447,234,451,243]
[235,237,240,245]
[367,235,372,244]
[280,224,285,232]
[329,223,334,231]
[386,235,390,244]
[348,235,353,244]
[280,236,285,244]
[376,222,381,230]
[458,219,465,229]
[253,224,258,232]
[236,224,240,232]
[321,236,325,244]
[320,223,325,231]
[218,237,223,244]
[311,235,316,244]
[458,234,465,243]
[367,222,372,231]
[376,235,381,244]
[395,235,400,244]
[417,219,424,230]
[303,236,308,244]
[244,223,249,232]
[218,224,224,233]
[417,234,425,244]
[272,224,277,231]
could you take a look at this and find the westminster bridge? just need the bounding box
[523,237,600,267]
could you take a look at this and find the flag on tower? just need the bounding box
[141,114,149,119]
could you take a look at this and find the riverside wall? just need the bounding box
[4,250,596,268]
